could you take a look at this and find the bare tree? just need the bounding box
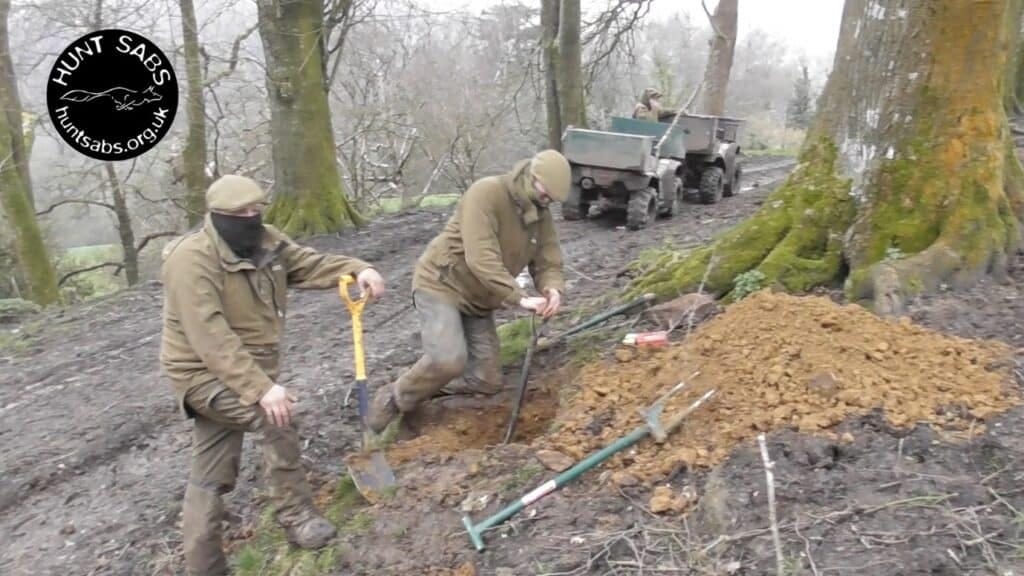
[178,0,209,226]
[699,0,738,116]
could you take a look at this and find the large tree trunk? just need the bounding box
[104,164,138,286]
[629,0,1024,316]
[699,0,738,116]
[0,0,57,305]
[179,0,208,226]
[556,0,585,130]
[541,0,562,150]
[256,0,364,236]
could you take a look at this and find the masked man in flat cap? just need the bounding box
[365,149,570,434]
[159,175,386,576]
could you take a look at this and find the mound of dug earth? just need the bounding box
[543,290,1020,482]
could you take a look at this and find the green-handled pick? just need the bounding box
[462,382,716,551]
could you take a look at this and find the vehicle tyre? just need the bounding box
[627,187,657,230]
[724,163,742,197]
[698,166,725,204]
[562,184,589,220]
[656,169,678,217]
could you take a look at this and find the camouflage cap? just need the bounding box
[642,87,663,101]
[529,149,571,203]
[206,174,268,212]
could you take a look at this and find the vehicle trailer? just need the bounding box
[560,124,687,230]
[650,111,745,204]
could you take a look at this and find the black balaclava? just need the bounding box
[211,212,264,259]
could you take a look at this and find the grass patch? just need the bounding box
[0,318,43,355]
[502,462,543,492]
[230,476,369,576]
[498,317,534,365]
[374,194,460,216]
[57,244,124,303]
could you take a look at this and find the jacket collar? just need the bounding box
[202,213,283,272]
[502,159,543,226]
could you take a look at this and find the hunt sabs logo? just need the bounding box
[46,28,178,161]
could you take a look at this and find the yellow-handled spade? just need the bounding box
[338,273,396,501]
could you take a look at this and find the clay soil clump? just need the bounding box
[543,290,1020,481]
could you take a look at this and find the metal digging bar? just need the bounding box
[462,381,717,551]
[535,292,656,351]
[503,315,546,444]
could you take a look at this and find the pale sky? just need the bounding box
[425,0,845,70]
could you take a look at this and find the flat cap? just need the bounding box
[530,149,571,203]
[206,174,268,212]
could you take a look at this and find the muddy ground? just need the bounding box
[1,152,1022,576]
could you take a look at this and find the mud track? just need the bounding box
[0,155,794,575]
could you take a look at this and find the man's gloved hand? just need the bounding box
[357,268,386,301]
[519,296,548,315]
[260,384,297,427]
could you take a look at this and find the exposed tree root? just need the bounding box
[626,139,855,301]
[265,186,366,237]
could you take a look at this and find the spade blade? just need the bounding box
[344,450,396,503]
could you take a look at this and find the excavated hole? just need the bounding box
[385,378,560,466]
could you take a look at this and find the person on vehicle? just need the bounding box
[365,149,571,434]
[632,87,677,121]
[159,174,386,576]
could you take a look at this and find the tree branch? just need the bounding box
[702,0,726,40]
[203,22,258,88]
[57,262,121,287]
[135,231,180,253]
[36,198,115,216]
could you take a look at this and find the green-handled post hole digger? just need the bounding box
[463,378,717,551]
[338,274,397,502]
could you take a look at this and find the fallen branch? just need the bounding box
[58,262,121,287]
[758,433,786,575]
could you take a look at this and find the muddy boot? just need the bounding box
[367,385,399,434]
[282,511,337,549]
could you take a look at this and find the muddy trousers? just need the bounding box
[390,290,503,412]
[182,380,314,576]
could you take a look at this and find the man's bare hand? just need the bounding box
[541,289,561,319]
[260,384,297,427]
[357,268,386,301]
[519,296,548,315]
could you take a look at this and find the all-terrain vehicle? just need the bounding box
[560,122,686,230]
[621,112,745,204]
[560,111,745,230]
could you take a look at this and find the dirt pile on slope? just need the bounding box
[543,290,1020,481]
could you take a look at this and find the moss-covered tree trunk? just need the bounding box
[699,0,738,116]
[556,0,585,130]
[179,0,208,226]
[630,0,1024,316]
[541,0,562,151]
[0,0,57,305]
[256,0,364,236]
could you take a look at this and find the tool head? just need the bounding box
[462,515,486,551]
[345,450,397,504]
[640,378,699,444]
